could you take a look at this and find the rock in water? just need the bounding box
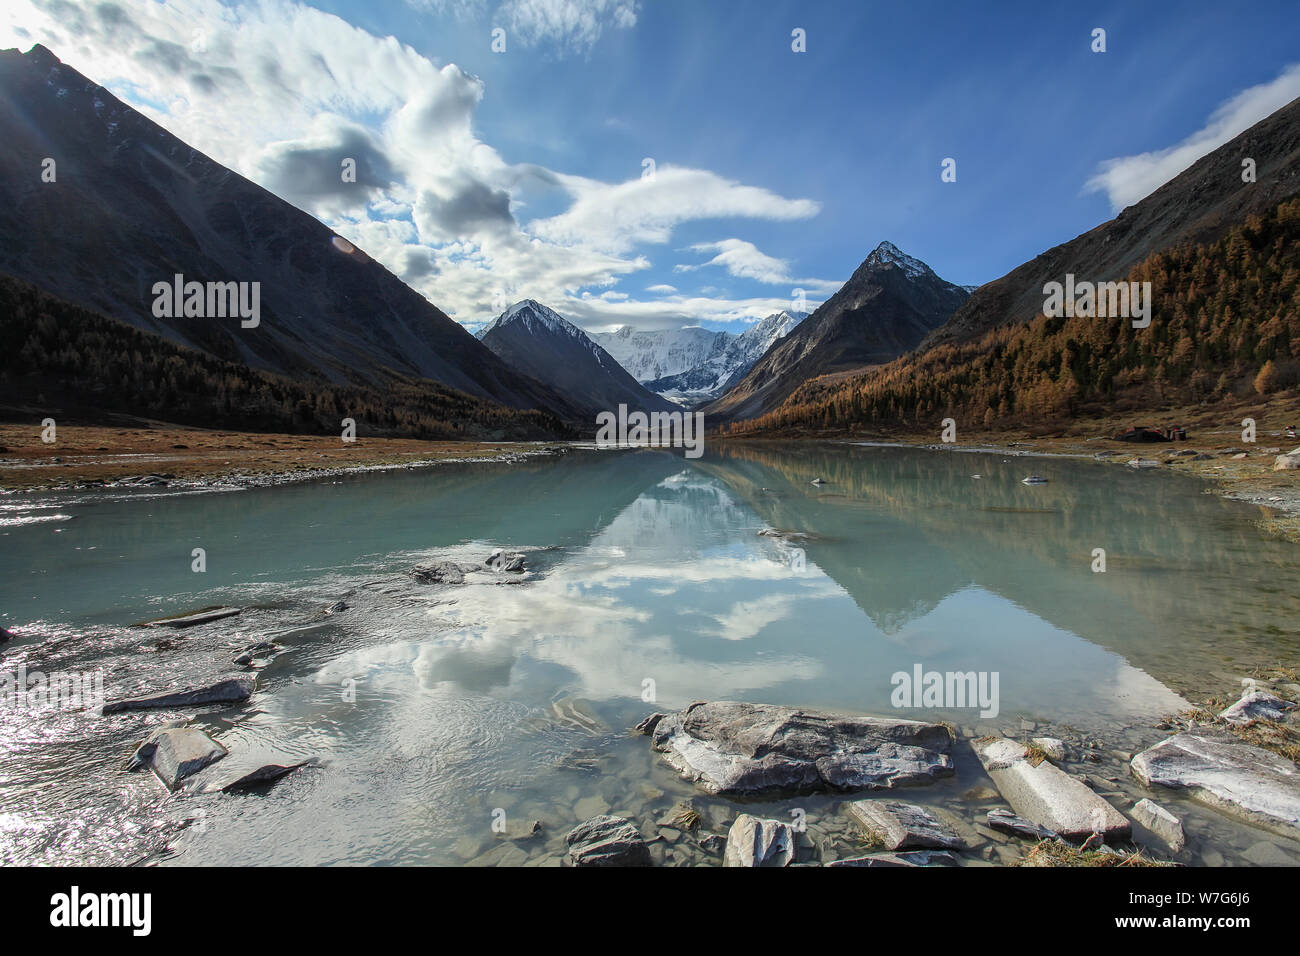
[232,640,278,666]
[216,760,316,793]
[986,808,1059,841]
[550,696,605,734]
[485,550,526,573]
[0,625,13,645]
[724,814,796,867]
[128,726,227,790]
[411,562,465,585]
[846,800,964,850]
[826,850,957,867]
[565,815,651,867]
[657,799,702,831]
[102,676,254,714]
[972,737,1129,841]
[146,606,242,628]
[1130,798,1186,852]
[1219,690,1297,726]
[646,701,953,796]
[1130,734,1300,839]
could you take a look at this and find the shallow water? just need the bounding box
[2,443,1298,866]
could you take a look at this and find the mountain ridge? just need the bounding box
[0,43,578,422]
[477,299,677,419]
[703,242,970,422]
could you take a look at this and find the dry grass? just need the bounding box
[1019,840,1176,868]
[1023,743,1050,767]
[1178,668,1300,764]
[0,423,546,489]
[1230,719,1300,763]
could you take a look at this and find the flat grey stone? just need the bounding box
[1219,691,1297,726]
[826,850,958,867]
[1130,797,1186,852]
[411,562,465,584]
[986,808,1058,841]
[1241,841,1294,866]
[103,676,254,714]
[1131,734,1300,839]
[973,737,1130,841]
[130,726,227,789]
[147,607,242,628]
[565,815,651,867]
[845,800,964,850]
[647,701,953,796]
[723,814,795,867]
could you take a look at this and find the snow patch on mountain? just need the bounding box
[594,311,808,403]
[589,326,731,382]
[864,241,935,280]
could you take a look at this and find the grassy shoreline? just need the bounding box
[0,423,565,491]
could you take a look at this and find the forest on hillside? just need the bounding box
[725,198,1300,435]
[0,275,572,440]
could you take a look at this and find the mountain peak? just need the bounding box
[493,299,582,337]
[864,241,935,279]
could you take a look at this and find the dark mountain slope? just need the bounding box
[0,273,570,439]
[703,242,969,423]
[477,300,678,419]
[926,95,1300,351]
[727,195,1300,435]
[0,44,575,418]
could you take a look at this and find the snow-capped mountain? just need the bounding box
[643,310,808,402]
[588,326,731,382]
[864,240,936,280]
[704,242,970,423]
[477,300,677,419]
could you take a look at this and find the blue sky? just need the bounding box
[5,0,1300,334]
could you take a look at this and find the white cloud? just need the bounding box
[674,238,842,296]
[0,0,823,330]
[1086,63,1300,211]
[677,238,791,283]
[530,166,820,255]
[499,0,639,54]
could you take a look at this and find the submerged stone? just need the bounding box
[826,850,958,867]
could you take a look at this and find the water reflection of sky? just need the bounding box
[312,466,1188,730]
